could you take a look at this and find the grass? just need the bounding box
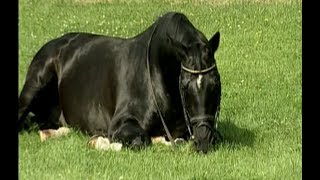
[19,0,302,179]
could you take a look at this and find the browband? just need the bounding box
[181,64,215,74]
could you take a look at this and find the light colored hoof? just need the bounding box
[88,136,110,150]
[88,136,122,151]
[174,138,186,144]
[151,136,171,146]
[109,142,123,151]
[39,129,56,142]
[56,127,71,135]
[152,136,187,146]
[39,127,71,142]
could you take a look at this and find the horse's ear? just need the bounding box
[209,31,220,53]
[166,33,187,57]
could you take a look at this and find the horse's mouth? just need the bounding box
[193,125,222,153]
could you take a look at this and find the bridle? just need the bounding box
[179,64,222,142]
[146,23,221,147]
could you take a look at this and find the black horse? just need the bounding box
[18,12,221,153]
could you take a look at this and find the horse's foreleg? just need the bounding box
[109,116,151,150]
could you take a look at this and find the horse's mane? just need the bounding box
[154,12,200,43]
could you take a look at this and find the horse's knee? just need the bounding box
[111,117,151,149]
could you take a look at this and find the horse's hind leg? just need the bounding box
[18,55,60,131]
[33,76,62,128]
[18,84,39,123]
[19,79,61,131]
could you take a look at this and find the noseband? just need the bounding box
[189,115,222,142]
[190,115,215,132]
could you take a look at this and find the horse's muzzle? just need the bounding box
[194,139,213,154]
[192,118,222,153]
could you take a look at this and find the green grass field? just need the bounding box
[18,0,302,179]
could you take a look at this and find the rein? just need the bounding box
[146,23,177,147]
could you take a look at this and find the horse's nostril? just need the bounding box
[202,149,208,154]
[130,136,143,148]
[194,140,212,154]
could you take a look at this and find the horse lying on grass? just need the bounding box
[18,11,222,153]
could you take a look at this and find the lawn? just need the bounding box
[18,0,302,179]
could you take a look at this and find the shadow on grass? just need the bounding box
[217,119,255,149]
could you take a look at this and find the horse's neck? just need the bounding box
[148,39,181,114]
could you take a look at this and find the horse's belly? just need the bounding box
[58,77,113,134]
[61,100,110,135]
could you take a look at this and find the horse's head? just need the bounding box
[168,31,221,153]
